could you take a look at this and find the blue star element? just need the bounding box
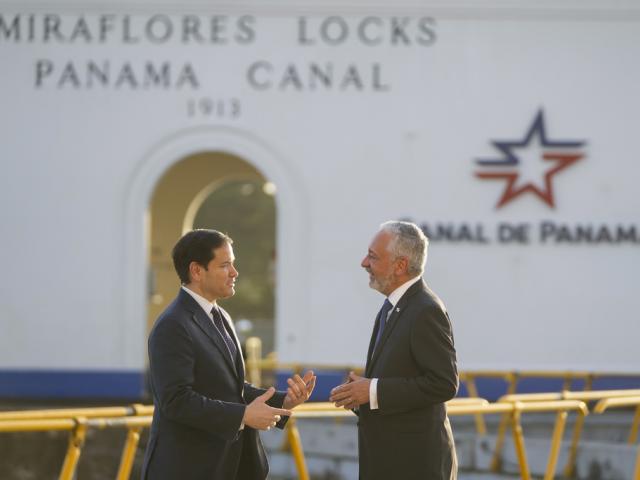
[477,109,585,166]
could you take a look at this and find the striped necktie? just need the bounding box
[374,299,393,351]
[211,306,238,361]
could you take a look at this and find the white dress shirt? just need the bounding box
[369,275,422,410]
[181,285,215,321]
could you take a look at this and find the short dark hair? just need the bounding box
[172,229,233,284]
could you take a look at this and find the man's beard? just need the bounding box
[369,272,394,295]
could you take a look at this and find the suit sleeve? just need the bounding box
[148,316,246,441]
[377,304,458,413]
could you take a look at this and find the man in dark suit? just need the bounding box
[330,221,458,480]
[142,229,316,480]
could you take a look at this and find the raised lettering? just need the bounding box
[341,65,363,90]
[182,15,203,43]
[358,17,382,46]
[35,59,53,87]
[0,14,20,41]
[146,15,173,44]
[280,65,303,90]
[235,15,255,44]
[58,62,81,88]
[321,16,348,45]
[247,61,272,90]
[176,63,199,89]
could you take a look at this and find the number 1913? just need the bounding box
[186,97,241,118]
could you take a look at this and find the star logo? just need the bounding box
[475,109,586,209]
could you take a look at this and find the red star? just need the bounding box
[476,153,583,208]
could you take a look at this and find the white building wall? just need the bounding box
[0,2,639,395]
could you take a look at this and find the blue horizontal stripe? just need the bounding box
[455,376,640,401]
[276,370,347,402]
[277,370,640,402]
[0,370,146,399]
[3,369,639,402]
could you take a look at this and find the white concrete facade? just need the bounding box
[1,1,639,395]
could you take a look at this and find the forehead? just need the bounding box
[211,242,234,262]
[369,230,392,255]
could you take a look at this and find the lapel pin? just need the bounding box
[395,307,400,312]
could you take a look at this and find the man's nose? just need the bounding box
[361,256,368,268]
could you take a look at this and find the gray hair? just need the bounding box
[380,221,429,277]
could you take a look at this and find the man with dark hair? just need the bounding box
[330,221,458,480]
[142,229,316,480]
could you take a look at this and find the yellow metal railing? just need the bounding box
[0,396,634,480]
[283,399,588,480]
[497,389,640,477]
[245,354,638,438]
[0,403,155,479]
[2,358,640,480]
[0,397,549,480]
[243,352,640,476]
[0,405,146,421]
[594,396,640,480]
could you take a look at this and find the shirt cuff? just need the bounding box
[369,378,379,410]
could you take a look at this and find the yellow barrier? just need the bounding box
[282,399,587,480]
[460,370,591,472]
[0,417,85,480]
[0,398,551,480]
[0,404,154,425]
[594,396,640,480]
[1,368,639,480]
[594,395,640,444]
[244,345,640,444]
[0,405,140,421]
[0,411,153,480]
[89,417,153,480]
[498,389,640,477]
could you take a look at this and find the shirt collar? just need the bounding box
[387,275,421,307]
[181,285,215,318]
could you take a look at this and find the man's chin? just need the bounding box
[368,279,382,293]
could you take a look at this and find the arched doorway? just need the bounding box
[147,151,277,352]
[123,127,310,376]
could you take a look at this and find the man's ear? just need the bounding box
[395,256,409,276]
[188,261,201,282]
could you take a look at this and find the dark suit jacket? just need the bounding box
[358,279,458,480]
[141,288,286,480]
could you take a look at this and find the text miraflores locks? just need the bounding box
[1,13,437,92]
[0,14,434,46]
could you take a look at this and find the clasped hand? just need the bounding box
[244,370,316,431]
[329,371,370,409]
[283,370,317,409]
[243,387,292,430]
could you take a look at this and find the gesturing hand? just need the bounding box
[243,387,292,431]
[329,371,371,410]
[283,370,316,409]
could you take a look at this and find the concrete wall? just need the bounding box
[1,1,639,396]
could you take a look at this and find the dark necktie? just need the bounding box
[211,306,238,362]
[374,299,393,351]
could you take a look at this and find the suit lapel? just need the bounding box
[179,290,240,380]
[365,308,384,375]
[366,307,403,375]
[366,280,424,375]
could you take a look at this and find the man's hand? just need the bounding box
[329,371,371,410]
[243,387,292,430]
[283,370,316,409]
